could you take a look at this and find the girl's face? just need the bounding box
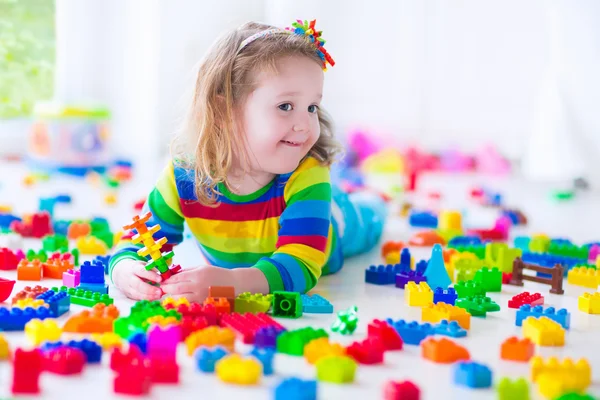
[237,55,324,176]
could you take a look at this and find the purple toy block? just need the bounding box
[395,270,427,288]
[62,269,80,288]
[254,326,285,348]
[147,325,181,362]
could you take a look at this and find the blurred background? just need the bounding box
[1,0,599,186]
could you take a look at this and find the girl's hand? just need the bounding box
[160,265,234,303]
[112,259,163,300]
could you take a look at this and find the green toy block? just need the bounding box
[90,219,111,235]
[453,280,486,298]
[455,295,500,317]
[554,393,597,400]
[272,291,302,318]
[455,258,485,282]
[485,243,522,273]
[42,234,69,253]
[551,189,575,201]
[145,251,174,273]
[70,248,80,266]
[448,244,485,259]
[529,236,550,253]
[92,229,114,249]
[548,243,589,260]
[474,267,502,292]
[114,300,182,338]
[331,305,358,335]
[316,355,357,384]
[234,292,272,313]
[436,229,463,243]
[54,286,113,307]
[497,377,529,400]
[276,327,328,356]
[26,249,48,263]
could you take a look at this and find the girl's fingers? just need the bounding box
[160,282,194,295]
[134,267,162,283]
[129,277,163,299]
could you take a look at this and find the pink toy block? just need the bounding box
[439,149,474,172]
[147,325,181,362]
[62,269,81,288]
[590,245,599,263]
[475,145,511,175]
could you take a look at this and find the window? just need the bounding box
[0,0,55,119]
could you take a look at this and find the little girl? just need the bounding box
[109,20,387,302]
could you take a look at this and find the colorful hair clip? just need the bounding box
[287,19,335,71]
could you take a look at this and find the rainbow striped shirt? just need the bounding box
[109,156,343,293]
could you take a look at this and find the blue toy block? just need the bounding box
[513,236,531,252]
[0,306,54,331]
[408,211,438,228]
[501,210,520,225]
[275,378,317,400]
[255,326,285,348]
[195,346,228,373]
[128,332,148,354]
[550,238,573,246]
[301,294,333,314]
[385,318,434,345]
[399,248,411,270]
[54,194,72,204]
[365,264,406,285]
[433,320,467,338]
[424,244,451,290]
[522,252,585,272]
[515,305,570,329]
[448,236,482,247]
[0,213,21,230]
[42,339,103,363]
[36,290,71,317]
[454,361,492,388]
[94,255,111,274]
[78,282,109,294]
[53,220,71,236]
[39,197,57,217]
[80,260,105,284]
[415,260,428,274]
[249,347,275,375]
[395,270,426,288]
[433,288,457,305]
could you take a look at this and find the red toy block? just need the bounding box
[346,337,385,365]
[164,302,218,326]
[133,199,145,211]
[43,258,74,279]
[384,380,421,400]
[12,285,49,304]
[10,212,52,238]
[502,272,512,284]
[44,347,86,375]
[110,345,146,372]
[0,247,19,270]
[507,292,544,309]
[11,348,43,394]
[220,312,285,344]
[148,358,179,384]
[367,319,403,350]
[0,277,16,302]
[160,264,182,280]
[180,316,209,340]
[204,296,230,315]
[500,336,534,362]
[114,365,152,396]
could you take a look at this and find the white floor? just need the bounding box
[1,159,600,400]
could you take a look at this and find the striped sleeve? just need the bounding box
[252,157,332,293]
[109,161,185,280]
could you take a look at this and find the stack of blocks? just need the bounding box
[79,260,108,294]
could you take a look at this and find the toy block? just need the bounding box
[531,356,591,389]
[162,296,189,307]
[275,378,317,400]
[26,249,48,262]
[0,306,54,331]
[449,244,486,259]
[549,242,589,260]
[35,290,70,317]
[315,355,357,384]
[215,354,262,385]
[249,347,274,375]
[424,244,451,289]
[11,348,43,394]
[63,303,120,333]
[502,272,512,284]
[255,326,286,348]
[0,247,20,270]
[300,293,333,313]
[185,326,235,355]
[304,337,346,364]
[367,319,403,350]
[17,259,43,280]
[0,334,9,359]
[331,305,358,335]
[195,346,229,373]
[114,304,182,338]
[454,257,485,282]
[204,296,231,315]
[467,215,510,241]
[497,377,530,400]
[453,280,486,298]
[219,312,285,344]
[516,305,570,329]
[42,339,103,363]
[473,267,502,292]
[12,285,49,304]
[55,286,113,307]
[395,270,426,288]
[146,314,179,327]
[209,286,235,310]
[449,236,482,247]
[43,347,86,375]
[128,332,148,354]
[438,210,462,231]
[421,337,470,364]
[366,263,405,285]
[12,298,48,309]
[94,255,111,274]
[454,361,492,388]
[485,242,522,273]
[346,336,385,364]
[43,257,73,279]
[78,282,109,294]
[433,320,467,338]
[408,211,438,228]
[500,336,534,362]
[508,292,544,309]
[0,277,15,302]
[385,250,401,264]
[523,316,565,346]
[535,369,592,398]
[567,266,600,288]
[277,327,328,356]
[405,281,433,306]
[521,252,581,271]
[80,260,106,284]
[42,234,69,253]
[578,292,600,314]
[147,324,180,362]
[68,222,91,240]
[422,302,471,330]
[112,359,152,395]
[148,357,179,384]
[382,240,405,258]
[433,287,457,305]
[385,318,434,345]
[553,394,595,400]
[383,380,421,400]
[10,211,52,238]
[90,332,123,350]
[62,269,80,288]
[455,295,500,317]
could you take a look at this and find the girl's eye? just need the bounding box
[308,105,319,114]
[278,103,293,111]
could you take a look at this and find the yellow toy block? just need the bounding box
[438,210,462,232]
[25,319,62,346]
[0,204,12,213]
[0,334,9,360]
[578,292,600,314]
[12,298,49,309]
[596,255,599,268]
[531,356,591,397]
[215,354,262,385]
[567,266,600,289]
[76,236,108,256]
[162,297,190,308]
[146,315,179,327]
[185,326,235,355]
[422,302,471,330]
[522,317,564,346]
[405,281,433,306]
[104,192,118,206]
[91,332,124,350]
[304,337,346,364]
[385,251,400,264]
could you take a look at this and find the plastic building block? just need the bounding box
[43,347,86,375]
[220,312,285,344]
[454,256,485,282]
[235,292,272,313]
[548,242,589,260]
[473,267,502,292]
[0,333,9,359]
[62,269,80,288]
[408,211,438,228]
[301,293,333,313]
[94,255,111,274]
[63,303,120,333]
[128,332,148,354]
[385,319,434,345]
[0,247,20,270]
[331,305,358,335]
[275,378,317,400]
[523,316,565,346]
[453,280,486,298]
[215,354,262,385]
[454,361,492,388]
[209,286,235,310]
[395,270,426,288]
[448,236,482,247]
[0,213,20,230]
[17,259,43,280]
[531,356,591,398]
[521,252,581,270]
[485,243,522,273]
[383,380,421,400]
[185,326,235,355]
[367,319,403,350]
[567,266,600,288]
[90,332,123,350]
[11,348,43,394]
[249,347,274,375]
[67,222,91,240]
[255,326,286,348]
[148,357,179,384]
[515,305,570,329]
[382,240,405,258]
[455,296,500,317]
[552,393,595,400]
[508,292,544,309]
[578,292,600,314]
[77,282,110,295]
[25,318,62,346]
[415,259,428,274]
[408,230,446,247]
[42,234,69,253]
[497,377,530,400]
[303,337,346,364]
[12,285,49,304]
[36,289,70,317]
[438,210,462,231]
[421,337,470,364]
[0,277,15,302]
[316,355,357,384]
[80,260,105,284]
[42,339,103,363]
[405,281,433,306]
[147,324,180,362]
[43,257,73,279]
[449,244,486,259]
[346,336,385,364]
[0,306,54,331]
[204,296,231,315]
[500,337,534,362]
[26,249,48,262]
[195,346,228,373]
[10,211,52,238]
[366,263,405,285]
[433,320,467,338]
[468,215,511,241]
[54,286,114,307]
[424,244,451,289]
[12,298,48,309]
[111,347,152,395]
[277,327,328,356]
[433,287,457,305]
[422,302,471,329]
[272,291,302,318]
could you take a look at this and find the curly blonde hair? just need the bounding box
[170,21,343,206]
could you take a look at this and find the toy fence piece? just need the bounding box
[509,258,564,295]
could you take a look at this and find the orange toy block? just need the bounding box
[408,230,446,247]
[122,212,167,261]
[304,337,346,364]
[208,286,236,311]
[63,303,120,333]
[17,259,43,281]
[185,326,235,355]
[204,297,231,314]
[500,336,535,362]
[67,222,91,240]
[422,302,471,330]
[381,241,404,258]
[43,258,74,279]
[422,337,470,364]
